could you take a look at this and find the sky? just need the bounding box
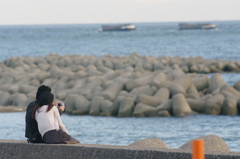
[0,0,240,25]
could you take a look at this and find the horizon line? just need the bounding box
[0,19,240,27]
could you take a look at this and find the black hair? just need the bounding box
[36,85,51,100]
[32,92,54,118]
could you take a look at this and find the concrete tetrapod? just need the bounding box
[89,96,105,116]
[209,73,226,93]
[172,94,192,117]
[222,96,238,116]
[118,97,135,117]
[133,103,158,117]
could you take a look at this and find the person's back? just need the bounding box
[36,105,68,137]
[25,85,52,143]
[33,92,79,144]
[25,100,43,142]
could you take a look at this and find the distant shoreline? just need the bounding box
[0,19,240,27]
[0,106,26,113]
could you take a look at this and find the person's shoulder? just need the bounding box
[28,101,36,106]
[52,106,58,111]
[26,101,36,110]
[52,106,60,113]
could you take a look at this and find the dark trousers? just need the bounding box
[27,132,44,143]
[43,129,80,144]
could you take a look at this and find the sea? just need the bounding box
[0,21,240,152]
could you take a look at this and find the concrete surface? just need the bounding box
[0,139,240,159]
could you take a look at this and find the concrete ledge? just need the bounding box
[1,139,240,159]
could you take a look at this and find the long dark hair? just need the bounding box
[31,92,54,118]
[36,85,51,100]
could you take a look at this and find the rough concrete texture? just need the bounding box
[180,135,231,153]
[1,139,240,159]
[1,54,240,118]
[128,138,168,149]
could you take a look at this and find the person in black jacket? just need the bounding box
[25,85,65,143]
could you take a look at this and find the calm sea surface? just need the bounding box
[0,21,240,152]
[1,21,240,61]
[0,112,240,152]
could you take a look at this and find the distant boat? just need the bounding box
[178,23,216,30]
[99,24,136,31]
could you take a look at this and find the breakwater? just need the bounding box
[0,53,240,117]
[1,135,240,159]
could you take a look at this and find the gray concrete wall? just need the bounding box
[0,140,240,159]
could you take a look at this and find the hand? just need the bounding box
[53,102,65,112]
[58,105,65,112]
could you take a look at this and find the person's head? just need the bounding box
[36,85,51,100]
[37,92,54,106]
[32,92,54,118]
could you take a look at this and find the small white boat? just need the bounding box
[99,24,136,31]
[178,23,216,30]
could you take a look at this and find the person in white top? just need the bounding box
[31,92,80,144]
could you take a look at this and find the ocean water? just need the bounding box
[0,112,240,152]
[0,21,240,61]
[0,21,240,152]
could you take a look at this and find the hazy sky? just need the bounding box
[0,0,240,25]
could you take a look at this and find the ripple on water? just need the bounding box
[0,112,239,152]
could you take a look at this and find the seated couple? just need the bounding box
[25,85,80,144]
